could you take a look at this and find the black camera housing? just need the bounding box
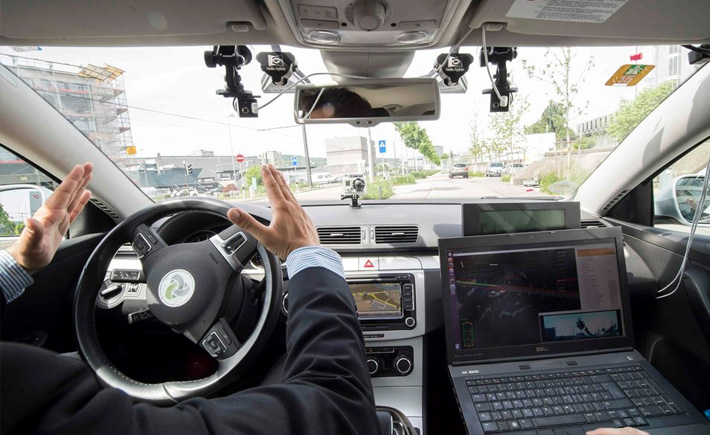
[480,46,518,112]
[204,45,259,118]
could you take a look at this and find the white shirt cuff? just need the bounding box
[0,250,33,303]
[285,246,345,280]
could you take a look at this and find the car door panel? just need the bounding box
[1,233,104,353]
[613,221,710,412]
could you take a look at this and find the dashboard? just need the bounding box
[101,200,617,434]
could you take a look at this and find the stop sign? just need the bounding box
[235,154,245,163]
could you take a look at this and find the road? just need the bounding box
[389,173,540,200]
[281,174,542,202]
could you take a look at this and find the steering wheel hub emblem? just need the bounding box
[158,269,195,307]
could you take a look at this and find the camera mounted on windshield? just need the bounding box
[256,52,297,87]
[480,46,518,112]
[204,45,259,118]
[341,174,367,208]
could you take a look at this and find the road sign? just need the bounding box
[378,140,386,153]
[126,146,137,155]
[235,154,245,163]
[291,156,298,167]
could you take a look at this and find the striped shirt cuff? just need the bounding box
[0,250,33,303]
[286,246,345,280]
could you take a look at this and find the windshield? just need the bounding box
[0,45,702,202]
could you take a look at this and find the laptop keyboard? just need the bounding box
[466,365,684,433]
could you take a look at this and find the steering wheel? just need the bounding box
[74,198,282,404]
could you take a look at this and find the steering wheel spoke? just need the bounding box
[132,223,168,259]
[196,318,242,360]
[209,225,258,273]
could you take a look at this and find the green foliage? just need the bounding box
[14,223,25,235]
[0,203,14,235]
[522,48,594,146]
[394,122,441,165]
[487,97,530,163]
[572,135,596,150]
[393,174,416,185]
[469,171,485,178]
[539,172,561,194]
[244,165,263,185]
[362,179,394,199]
[607,81,675,142]
[501,174,511,182]
[410,170,438,179]
[524,100,577,142]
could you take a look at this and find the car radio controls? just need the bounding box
[394,355,413,375]
[366,357,381,375]
[366,346,413,378]
[404,317,416,328]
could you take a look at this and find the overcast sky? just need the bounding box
[1,44,662,160]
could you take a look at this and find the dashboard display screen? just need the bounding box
[350,282,403,320]
[479,209,565,235]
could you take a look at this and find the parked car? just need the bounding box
[485,162,505,177]
[449,163,469,179]
[508,163,525,174]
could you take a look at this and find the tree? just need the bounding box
[487,97,530,165]
[0,203,14,235]
[393,122,441,165]
[606,81,675,142]
[523,48,594,176]
[244,165,262,185]
[524,100,576,143]
[468,108,488,165]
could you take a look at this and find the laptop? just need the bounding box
[439,227,708,435]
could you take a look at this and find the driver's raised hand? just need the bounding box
[227,164,319,259]
[7,163,93,271]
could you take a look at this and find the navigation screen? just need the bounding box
[445,243,623,351]
[479,209,565,235]
[350,282,403,320]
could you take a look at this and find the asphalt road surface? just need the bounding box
[286,173,544,202]
[389,173,541,200]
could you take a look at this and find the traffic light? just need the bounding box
[183,161,193,175]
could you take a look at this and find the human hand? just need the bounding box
[7,163,93,271]
[227,165,319,259]
[586,427,650,435]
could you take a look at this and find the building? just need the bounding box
[1,55,134,176]
[576,113,614,137]
[325,136,374,176]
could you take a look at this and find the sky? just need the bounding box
[0,43,669,160]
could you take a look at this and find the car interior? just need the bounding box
[2,1,710,434]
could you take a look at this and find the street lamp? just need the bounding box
[226,114,238,191]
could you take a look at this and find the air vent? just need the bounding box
[580,218,607,229]
[601,190,630,212]
[317,226,362,245]
[90,198,119,221]
[375,225,419,244]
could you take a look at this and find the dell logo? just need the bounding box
[536,346,550,352]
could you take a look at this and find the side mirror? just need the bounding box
[655,175,709,225]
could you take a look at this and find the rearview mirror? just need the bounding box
[654,175,709,225]
[294,78,440,127]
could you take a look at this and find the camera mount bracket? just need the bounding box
[204,45,260,118]
[480,46,518,112]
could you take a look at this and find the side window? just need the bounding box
[0,148,56,248]
[653,140,710,234]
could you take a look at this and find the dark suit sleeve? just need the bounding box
[1,267,379,435]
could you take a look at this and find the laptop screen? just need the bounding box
[440,228,634,365]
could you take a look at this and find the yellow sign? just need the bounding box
[605,64,655,87]
[126,146,137,155]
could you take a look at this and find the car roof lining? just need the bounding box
[1,0,709,48]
